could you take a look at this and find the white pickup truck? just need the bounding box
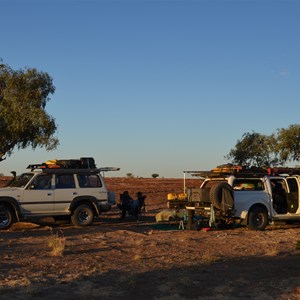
[185,172,300,230]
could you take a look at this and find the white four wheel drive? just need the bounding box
[186,173,300,230]
[0,164,118,230]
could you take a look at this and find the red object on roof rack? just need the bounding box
[187,164,300,178]
[267,167,300,176]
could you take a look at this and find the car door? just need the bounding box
[21,174,54,215]
[232,178,269,218]
[53,174,77,213]
[285,177,300,214]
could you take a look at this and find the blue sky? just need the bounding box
[1,0,299,177]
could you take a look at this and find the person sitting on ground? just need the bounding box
[119,191,133,219]
[136,192,147,213]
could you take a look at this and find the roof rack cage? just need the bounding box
[184,165,300,179]
[41,168,101,174]
[27,164,48,171]
[38,167,120,174]
[27,158,120,172]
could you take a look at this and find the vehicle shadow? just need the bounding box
[1,254,299,300]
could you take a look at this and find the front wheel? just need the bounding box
[0,206,14,230]
[71,204,94,227]
[247,206,268,230]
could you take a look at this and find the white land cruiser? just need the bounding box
[185,170,300,230]
[0,165,117,230]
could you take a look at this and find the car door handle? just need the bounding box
[73,192,77,195]
[47,193,52,196]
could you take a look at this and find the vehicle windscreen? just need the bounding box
[9,173,35,188]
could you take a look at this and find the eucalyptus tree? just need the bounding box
[275,124,300,163]
[226,131,279,168]
[0,61,59,161]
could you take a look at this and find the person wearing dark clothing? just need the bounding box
[130,196,140,220]
[119,191,133,219]
[136,192,146,213]
[118,191,147,221]
[272,181,287,214]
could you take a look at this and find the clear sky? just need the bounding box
[0,0,299,178]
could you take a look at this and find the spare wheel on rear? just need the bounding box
[209,182,234,211]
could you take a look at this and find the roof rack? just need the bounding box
[37,167,120,174]
[27,164,119,172]
[98,167,120,172]
[184,164,300,179]
[41,168,102,174]
[184,170,229,179]
[266,167,300,176]
[27,158,120,173]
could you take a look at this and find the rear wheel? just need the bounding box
[71,204,94,227]
[0,206,14,230]
[247,206,268,230]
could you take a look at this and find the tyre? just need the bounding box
[247,206,268,230]
[0,206,14,230]
[210,182,234,211]
[71,204,94,227]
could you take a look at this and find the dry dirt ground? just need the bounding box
[1,177,300,300]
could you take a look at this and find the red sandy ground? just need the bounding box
[0,177,300,299]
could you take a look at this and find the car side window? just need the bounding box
[56,174,75,189]
[233,179,264,191]
[77,174,102,188]
[30,174,52,190]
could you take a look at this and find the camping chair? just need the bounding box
[138,195,147,215]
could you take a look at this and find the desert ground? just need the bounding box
[0,177,300,300]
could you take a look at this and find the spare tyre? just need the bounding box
[210,182,234,211]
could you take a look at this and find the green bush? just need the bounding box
[152,173,159,178]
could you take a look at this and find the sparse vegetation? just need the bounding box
[1,178,300,300]
[152,173,159,178]
[47,230,66,256]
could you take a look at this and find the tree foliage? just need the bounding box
[151,173,159,178]
[0,61,59,161]
[275,124,300,162]
[227,124,300,167]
